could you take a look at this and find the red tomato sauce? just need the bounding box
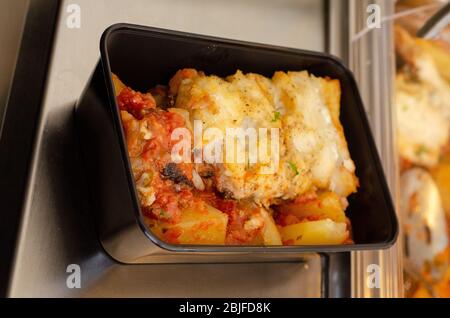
[118,87,156,119]
[119,84,266,245]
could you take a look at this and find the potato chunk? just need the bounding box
[432,161,450,217]
[112,73,126,96]
[150,204,228,245]
[259,208,282,245]
[278,192,346,223]
[280,219,348,245]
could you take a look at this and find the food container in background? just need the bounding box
[75,23,398,264]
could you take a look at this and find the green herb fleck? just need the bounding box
[415,145,428,157]
[272,111,281,122]
[288,162,299,176]
[159,209,167,217]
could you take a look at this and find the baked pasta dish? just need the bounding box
[113,68,358,246]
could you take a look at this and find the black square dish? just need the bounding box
[75,24,398,264]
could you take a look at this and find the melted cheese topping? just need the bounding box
[396,74,449,167]
[175,70,357,205]
[395,26,450,168]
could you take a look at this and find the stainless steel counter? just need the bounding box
[8,0,329,297]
